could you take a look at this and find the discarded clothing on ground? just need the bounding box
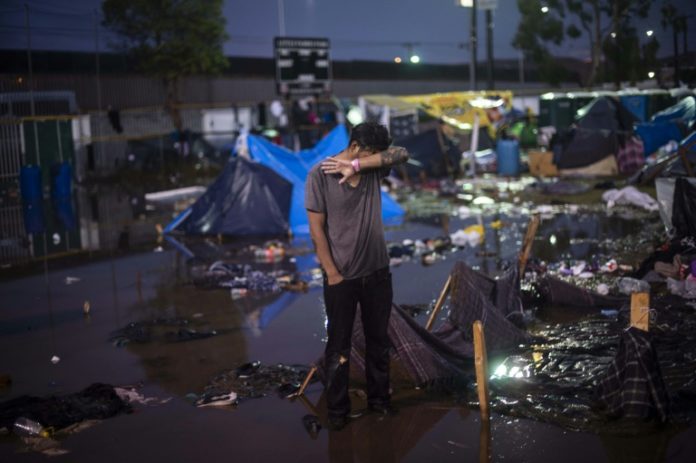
[0,383,131,433]
[602,187,659,211]
[110,318,218,347]
[595,327,670,422]
[192,261,283,293]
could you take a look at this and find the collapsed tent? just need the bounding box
[392,128,461,180]
[167,125,404,236]
[553,96,637,170]
[317,261,528,388]
[635,96,696,156]
[166,157,293,236]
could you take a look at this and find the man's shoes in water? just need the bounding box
[327,415,349,431]
[368,403,398,416]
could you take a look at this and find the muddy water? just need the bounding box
[1,188,694,462]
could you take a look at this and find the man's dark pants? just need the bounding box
[323,267,392,418]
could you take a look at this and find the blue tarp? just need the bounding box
[246,124,404,235]
[634,96,695,156]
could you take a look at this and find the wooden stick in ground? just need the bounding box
[473,320,490,420]
[479,414,491,463]
[293,365,317,397]
[425,275,452,332]
[518,214,540,277]
[630,292,650,332]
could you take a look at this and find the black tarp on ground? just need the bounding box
[393,128,461,180]
[672,177,696,238]
[175,157,293,236]
[554,97,638,169]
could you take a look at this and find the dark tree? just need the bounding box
[513,0,651,87]
[102,0,228,131]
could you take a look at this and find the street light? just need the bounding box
[394,56,402,63]
[611,32,617,38]
[541,6,549,13]
[648,71,655,79]
[646,30,654,37]
[410,55,421,64]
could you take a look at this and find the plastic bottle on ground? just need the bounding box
[13,417,49,437]
[617,277,650,295]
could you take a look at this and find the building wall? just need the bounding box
[1,73,559,111]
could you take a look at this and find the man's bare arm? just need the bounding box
[320,146,409,182]
[359,146,409,169]
[307,210,343,285]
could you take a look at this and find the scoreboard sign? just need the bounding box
[274,37,331,96]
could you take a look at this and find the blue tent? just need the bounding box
[245,124,404,235]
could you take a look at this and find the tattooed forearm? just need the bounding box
[379,146,409,167]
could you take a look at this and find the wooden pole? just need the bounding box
[518,214,540,276]
[473,320,490,419]
[425,275,452,332]
[630,292,650,332]
[293,365,317,397]
[479,414,491,463]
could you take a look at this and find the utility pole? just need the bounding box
[485,9,493,89]
[277,0,286,36]
[470,0,477,90]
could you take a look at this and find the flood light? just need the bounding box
[410,55,420,64]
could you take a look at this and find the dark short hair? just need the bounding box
[349,122,392,152]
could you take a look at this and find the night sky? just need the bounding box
[0,0,693,64]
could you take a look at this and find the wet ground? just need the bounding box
[1,178,695,462]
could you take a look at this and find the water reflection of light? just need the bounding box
[491,355,533,380]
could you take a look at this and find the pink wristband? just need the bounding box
[351,158,361,173]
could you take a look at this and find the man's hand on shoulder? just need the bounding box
[321,157,355,184]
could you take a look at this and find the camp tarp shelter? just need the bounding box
[635,96,696,156]
[393,128,461,180]
[553,96,637,170]
[166,156,293,236]
[246,124,404,235]
[399,91,513,132]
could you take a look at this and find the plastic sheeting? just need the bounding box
[672,177,696,238]
[246,124,404,235]
[392,128,460,180]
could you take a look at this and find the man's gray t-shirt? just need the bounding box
[305,163,389,280]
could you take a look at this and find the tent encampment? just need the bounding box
[166,125,405,236]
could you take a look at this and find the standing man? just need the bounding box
[305,122,409,430]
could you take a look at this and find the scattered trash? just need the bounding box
[616,277,651,295]
[596,284,610,296]
[202,362,313,402]
[114,387,170,406]
[302,414,321,438]
[82,301,90,315]
[666,277,696,299]
[195,391,238,408]
[13,417,50,437]
[450,225,484,247]
[64,276,80,285]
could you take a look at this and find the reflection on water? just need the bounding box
[1,182,691,462]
